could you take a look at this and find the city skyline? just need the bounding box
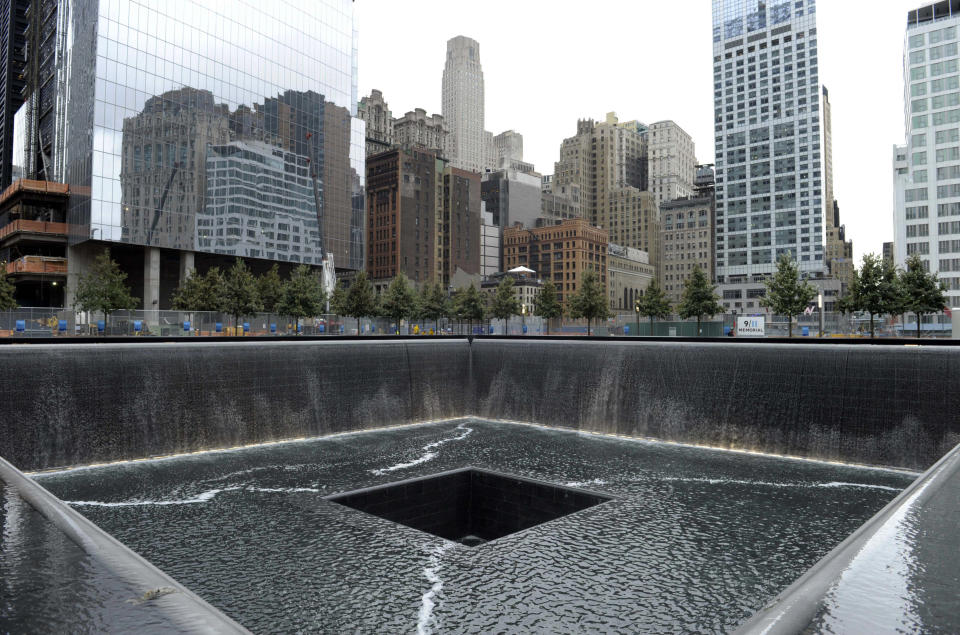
[356,0,925,263]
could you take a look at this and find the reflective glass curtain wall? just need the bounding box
[62,0,365,269]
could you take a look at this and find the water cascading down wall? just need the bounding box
[1,339,958,472]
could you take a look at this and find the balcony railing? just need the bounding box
[6,256,67,275]
[0,220,69,241]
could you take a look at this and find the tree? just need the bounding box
[636,280,672,335]
[73,249,138,325]
[223,258,262,327]
[341,271,378,335]
[676,265,723,336]
[901,253,947,338]
[489,276,521,321]
[419,282,450,334]
[171,268,227,313]
[380,273,419,334]
[567,269,610,336]
[0,263,16,311]
[843,253,890,338]
[258,264,284,318]
[330,279,349,329]
[534,279,562,334]
[279,264,326,332]
[453,284,486,334]
[760,253,818,337]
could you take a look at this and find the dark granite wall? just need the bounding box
[471,340,960,471]
[0,340,469,471]
[2,339,958,472]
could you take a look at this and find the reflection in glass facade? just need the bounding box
[60,0,364,268]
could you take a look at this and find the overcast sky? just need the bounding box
[356,0,921,262]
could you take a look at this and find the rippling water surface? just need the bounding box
[35,420,915,633]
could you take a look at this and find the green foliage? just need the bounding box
[842,253,895,338]
[330,279,349,316]
[419,282,450,332]
[760,254,818,337]
[534,279,562,321]
[489,276,521,320]
[171,268,226,313]
[0,262,16,311]
[380,273,419,334]
[636,280,672,330]
[223,258,262,324]
[258,264,284,315]
[453,284,486,331]
[279,264,326,329]
[676,266,723,336]
[567,269,610,336]
[73,249,138,319]
[341,271,378,334]
[901,253,947,337]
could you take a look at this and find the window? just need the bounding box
[911,67,926,80]
[912,133,927,147]
[936,128,960,144]
[907,242,930,254]
[910,34,925,48]
[937,147,960,162]
[913,98,928,112]
[913,114,929,129]
[938,220,960,234]
[913,151,928,165]
[931,92,960,109]
[905,188,928,202]
[911,50,926,64]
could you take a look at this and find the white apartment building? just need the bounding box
[712,0,827,302]
[893,1,960,307]
[647,121,697,206]
[443,36,485,173]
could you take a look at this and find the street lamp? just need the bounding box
[634,299,640,336]
[818,291,824,338]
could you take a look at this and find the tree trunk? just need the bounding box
[696,316,701,337]
[917,312,923,339]
[587,318,591,336]
[357,316,361,335]
[869,313,875,338]
[649,315,654,336]
[788,317,793,338]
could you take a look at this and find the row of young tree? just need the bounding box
[743,252,947,338]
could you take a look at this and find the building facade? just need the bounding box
[393,108,450,157]
[607,243,654,312]
[442,35,485,173]
[358,89,393,157]
[893,1,960,307]
[437,165,481,288]
[712,0,827,295]
[480,207,500,278]
[365,148,436,285]
[12,0,366,310]
[647,120,697,206]
[502,217,607,308]
[480,166,542,270]
[660,196,714,305]
[0,0,26,188]
[552,113,657,262]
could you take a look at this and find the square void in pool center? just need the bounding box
[327,467,613,547]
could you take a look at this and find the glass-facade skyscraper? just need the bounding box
[711,0,826,302]
[13,0,364,308]
[893,1,960,308]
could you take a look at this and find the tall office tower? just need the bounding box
[712,0,827,302]
[11,0,365,310]
[893,1,960,308]
[647,121,697,206]
[553,113,659,263]
[494,130,523,166]
[0,0,26,187]
[442,36,485,173]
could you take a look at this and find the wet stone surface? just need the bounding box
[35,419,915,633]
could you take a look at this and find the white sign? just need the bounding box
[737,316,765,337]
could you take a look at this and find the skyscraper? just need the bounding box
[0,0,26,188]
[711,0,827,302]
[442,36,485,173]
[10,0,365,311]
[893,1,960,308]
